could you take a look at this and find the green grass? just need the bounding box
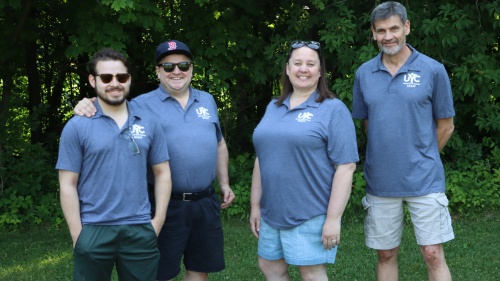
[1,211,498,281]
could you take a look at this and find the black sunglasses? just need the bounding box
[95,73,130,84]
[290,41,321,51]
[157,62,193,73]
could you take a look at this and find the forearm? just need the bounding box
[250,158,262,208]
[152,162,172,224]
[326,163,356,222]
[436,117,455,152]
[216,138,230,188]
[60,185,82,238]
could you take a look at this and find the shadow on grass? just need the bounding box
[0,227,73,281]
[1,211,498,280]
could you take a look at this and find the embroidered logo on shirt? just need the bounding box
[130,124,146,139]
[403,73,421,88]
[196,107,212,120]
[296,112,313,122]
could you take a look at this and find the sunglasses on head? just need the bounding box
[290,41,321,51]
[157,62,193,73]
[95,73,130,84]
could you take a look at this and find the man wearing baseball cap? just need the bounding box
[74,40,236,281]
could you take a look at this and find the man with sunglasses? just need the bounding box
[57,48,172,280]
[352,2,455,281]
[74,40,235,281]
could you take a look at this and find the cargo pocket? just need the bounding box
[361,196,371,227]
[434,193,453,234]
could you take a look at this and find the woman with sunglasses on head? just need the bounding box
[250,41,359,280]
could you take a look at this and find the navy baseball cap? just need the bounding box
[155,40,193,63]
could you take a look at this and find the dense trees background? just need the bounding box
[0,0,499,226]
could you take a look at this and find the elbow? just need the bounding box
[448,123,455,135]
[338,162,357,174]
[347,162,357,172]
[438,118,455,136]
[442,123,455,139]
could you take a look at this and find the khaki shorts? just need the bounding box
[362,192,455,250]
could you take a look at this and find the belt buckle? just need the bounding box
[182,193,192,201]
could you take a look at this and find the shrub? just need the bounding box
[219,149,500,220]
[217,152,254,219]
[0,143,62,229]
[446,156,500,214]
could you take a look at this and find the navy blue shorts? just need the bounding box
[156,193,225,280]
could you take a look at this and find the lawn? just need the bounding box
[0,211,498,280]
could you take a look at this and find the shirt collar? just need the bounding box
[156,85,199,103]
[282,90,321,110]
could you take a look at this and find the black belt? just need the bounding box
[171,187,215,201]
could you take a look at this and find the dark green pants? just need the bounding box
[73,224,159,281]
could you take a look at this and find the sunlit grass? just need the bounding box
[1,211,498,280]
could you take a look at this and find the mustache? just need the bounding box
[105,86,125,92]
[382,39,399,44]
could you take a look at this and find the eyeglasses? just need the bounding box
[290,41,321,50]
[157,62,193,73]
[123,127,140,155]
[95,73,130,84]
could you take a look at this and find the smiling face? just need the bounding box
[88,60,131,106]
[286,46,321,94]
[372,15,410,56]
[156,53,193,96]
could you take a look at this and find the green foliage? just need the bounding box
[445,145,500,214]
[0,0,499,226]
[219,153,254,219]
[343,169,366,222]
[0,143,62,229]
[219,151,499,220]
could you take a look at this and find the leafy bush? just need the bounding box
[220,149,500,220]
[0,143,63,229]
[218,153,254,219]
[344,169,366,222]
[2,145,498,228]
[446,149,500,214]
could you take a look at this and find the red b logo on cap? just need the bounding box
[168,41,177,50]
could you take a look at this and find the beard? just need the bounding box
[96,86,129,106]
[379,40,404,56]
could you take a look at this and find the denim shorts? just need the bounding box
[258,215,337,266]
[362,192,455,250]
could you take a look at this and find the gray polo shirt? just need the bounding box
[253,92,359,229]
[352,44,455,197]
[132,86,222,193]
[56,100,169,225]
